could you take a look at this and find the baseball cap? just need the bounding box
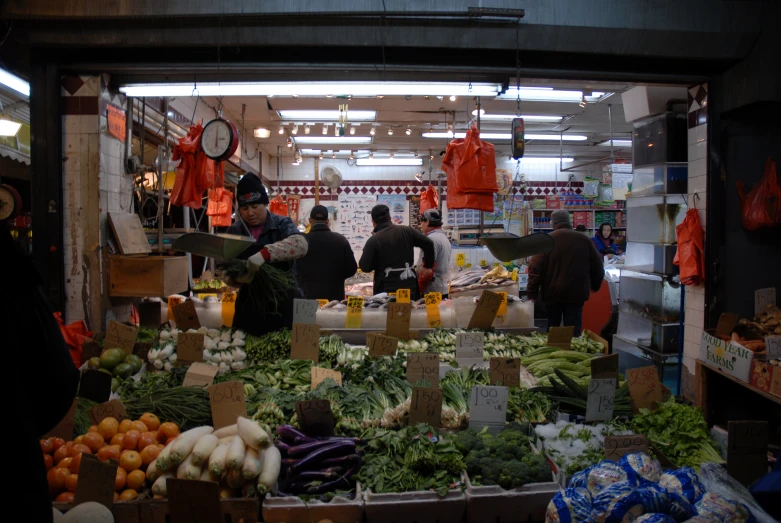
[369,204,391,222]
[420,209,443,226]
[310,205,329,220]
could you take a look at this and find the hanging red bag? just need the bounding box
[445,159,495,212]
[268,194,289,216]
[54,312,93,368]
[442,125,498,194]
[737,157,781,231]
[673,208,705,286]
[207,187,234,227]
[420,185,439,213]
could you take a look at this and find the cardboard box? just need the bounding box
[750,360,780,397]
[545,196,561,209]
[108,255,188,298]
[699,331,754,383]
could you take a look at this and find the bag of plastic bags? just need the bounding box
[442,125,498,194]
[420,185,439,213]
[171,124,225,208]
[269,194,289,216]
[737,157,781,231]
[206,187,234,227]
[698,462,775,523]
[673,208,705,286]
[54,312,93,367]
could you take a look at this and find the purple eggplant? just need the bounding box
[276,425,311,443]
[288,439,348,458]
[294,470,341,481]
[275,441,292,454]
[304,474,355,494]
[289,440,356,475]
[318,466,345,475]
[280,457,300,469]
[318,454,361,468]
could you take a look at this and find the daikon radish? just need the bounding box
[242,447,264,480]
[152,473,175,496]
[176,452,202,480]
[213,424,238,439]
[155,441,176,471]
[170,426,213,465]
[209,442,230,477]
[191,434,219,466]
[257,444,281,495]
[237,416,270,450]
[146,459,160,483]
[226,435,246,470]
[218,436,235,445]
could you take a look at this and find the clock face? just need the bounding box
[201,118,239,160]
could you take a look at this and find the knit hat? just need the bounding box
[237,174,269,206]
[420,209,443,227]
[369,204,391,223]
[310,205,329,220]
[551,209,572,229]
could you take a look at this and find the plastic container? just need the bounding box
[630,163,688,196]
[616,310,681,353]
[262,484,364,523]
[613,334,680,391]
[462,473,558,523]
[315,301,457,330]
[625,194,686,244]
[53,501,139,523]
[138,498,259,523]
[363,488,466,523]
[618,270,681,323]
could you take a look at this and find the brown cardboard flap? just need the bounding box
[547,326,574,350]
[295,399,335,437]
[208,381,247,430]
[604,434,650,462]
[406,353,440,387]
[585,329,610,355]
[81,340,102,361]
[89,398,128,425]
[104,320,138,353]
[172,300,201,330]
[311,367,343,389]
[626,366,663,412]
[490,357,521,387]
[409,387,442,427]
[367,332,399,357]
[138,301,162,328]
[167,478,221,523]
[182,362,219,388]
[177,333,205,364]
[386,302,412,339]
[290,323,320,361]
[467,290,502,329]
[79,369,112,403]
[74,454,118,509]
[715,312,739,338]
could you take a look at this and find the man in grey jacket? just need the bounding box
[416,209,452,298]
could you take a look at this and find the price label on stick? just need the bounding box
[765,336,781,360]
[406,353,440,387]
[456,332,485,369]
[467,290,502,329]
[386,302,412,339]
[221,291,237,328]
[470,386,508,428]
[409,387,443,427]
[311,367,342,389]
[490,357,520,387]
[208,381,246,430]
[74,454,118,509]
[345,296,364,328]
[167,296,184,321]
[293,299,319,324]
[172,300,201,330]
[396,288,411,304]
[367,332,399,358]
[104,320,138,352]
[456,253,465,267]
[604,434,650,462]
[296,399,335,437]
[89,398,128,425]
[167,479,221,523]
[754,287,776,316]
[497,292,508,318]
[591,354,619,382]
[626,366,663,412]
[585,378,616,422]
[290,323,320,362]
[547,326,574,350]
[182,362,219,388]
[177,332,205,364]
[424,292,443,328]
[727,421,768,486]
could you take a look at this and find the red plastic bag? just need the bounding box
[268,195,289,216]
[207,187,234,227]
[54,312,93,368]
[171,124,226,209]
[673,208,705,286]
[737,157,781,231]
[442,125,498,194]
[445,159,495,212]
[420,185,439,213]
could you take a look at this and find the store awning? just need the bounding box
[0,149,30,179]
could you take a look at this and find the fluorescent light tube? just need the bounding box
[293,137,372,145]
[526,134,588,141]
[253,127,271,138]
[508,157,574,164]
[0,68,30,97]
[421,132,586,141]
[119,81,502,98]
[497,87,606,102]
[422,132,511,139]
[0,119,22,136]
[598,139,632,147]
[479,114,563,122]
[301,149,369,156]
[356,158,423,166]
[279,110,376,121]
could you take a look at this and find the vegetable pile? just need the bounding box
[221,260,298,316]
[534,421,632,477]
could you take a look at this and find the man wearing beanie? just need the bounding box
[294,205,357,301]
[359,204,435,300]
[527,209,604,335]
[224,174,308,335]
[416,209,452,297]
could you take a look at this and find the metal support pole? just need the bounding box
[608,104,614,166]
[158,98,169,256]
[314,157,320,204]
[477,96,484,237]
[124,96,133,182]
[140,99,146,167]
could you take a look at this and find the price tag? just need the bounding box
[81,340,102,361]
[465,263,472,268]
[138,301,162,329]
[396,288,411,304]
[177,332,205,364]
[167,478,221,523]
[480,259,487,267]
[409,387,443,427]
[547,326,574,350]
[182,362,219,388]
[221,291,237,328]
[424,292,443,328]
[386,302,412,339]
[406,353,440,387]
[456,332,485,369]
[591,354,619,382]
[489,358,520,387]
[44,399,78,440]
[511,269,518,282]
[104,320,138,352]
[585,378,616,421]
[295,399,335,437]
[493,262,501,268]
[456,253,466,267]
[626,366,663,412]
[79,369,112,403]
[469,385,508,426]
[765,336,781,360]
[172,300,201,330]
[727,421,768,486]
[467,290,502,329]
[715,312,739,337]
[88,398,128,425]
[755,287,776,316]
[290,323,319,361]
[345,296,364,328]
[168,296,184,322]
[367,332,399,358]
[293,299,319,324]
[74,454,118,509]
[497,292,508,318]
[424,292,442,306]
[208,381,247,430]
[311,367,343,389]
[318,299,329,308]
[604,434,650,462]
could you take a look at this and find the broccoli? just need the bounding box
[436,452,466,476]
[454,430,484,454]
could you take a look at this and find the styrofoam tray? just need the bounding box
[463,472,559,523]
[262,483,363,523]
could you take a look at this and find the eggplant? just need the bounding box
[280,457,299,469]
[318,454,362,468]
[294,470,341,481]
[288,439,346,458]
[275,441,292,454]
[276,425,310,443]
[289,441,356,475]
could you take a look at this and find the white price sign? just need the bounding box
[456,332,485,369]
[755,288,776,316]
[766,336,781,360]
[293,299,319,324]
[586,378,616,422]
[469,385,508,426]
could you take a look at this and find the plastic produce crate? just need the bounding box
[138,497,259,523]
[463,473,559,523]
[364,488,466,523]
[52,501,139,523]
[262,483,364,523]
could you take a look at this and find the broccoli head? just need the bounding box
[437,452,466,475]
[454,430,484,454]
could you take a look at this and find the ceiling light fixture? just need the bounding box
[253,127,271,139]
[278,125,285,135]
[478,114,564,122]
[291,125,298,135]
[497,87,607,103]
[304,125,311,135]
[388,127,393,136]
[471,106,485,116]
[449,95,457,101]
[507,157,575,164]
[286,137,293,148]
[291,136,372,145]
[405,128,411,136]
[422,132,587,141]
[0,119,22,136]
[349,126,356,135]
[0,68,30,97]
[579,96,587,108]
[322,125,329,135]
[598,139,632,147]
[357,158,424,166]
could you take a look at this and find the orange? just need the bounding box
[57,457,73,470]
[73,435,84,445]
[113,492,119,501]
[69,453,84,474]
[115,467,127,491]
[121,430,140,450]
[98,444,121,462]
[119,489,138,501]
[53,443,72,464]
[41,439,54,454]
[97,417,119,440]
[139,445,160,466]
[120,450,142,472]
[55,492,75,503]
[126,469,145,490]
[118,419,132,433]
[129,420,148,433]
[70,444,91,457]
[65,474,79,493]
[137,431,157,451]
[87,425,98,433]
[110,433,125,447]
[158,422,179,442]
[43,454,54,470]
[47,467,68,495]
[139,413,161,431]
[82,432,105,453]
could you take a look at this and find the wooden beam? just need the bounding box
[314,158,320,205]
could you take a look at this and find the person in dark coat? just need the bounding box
[591,222,623,255]
[359,204,435,300]
[223,174,308,335]
[295,205,357,301]
[2,227,79,523]
[527,209,605,336]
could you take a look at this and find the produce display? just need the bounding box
[534,421,632,477]
[148,326,248,374]
[533,368,632,417]
[450,267,514,293]
[192,278,228,290]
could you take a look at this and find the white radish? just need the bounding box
[156,440,176,471]
[191,433,219,466]
[152,473,175,496]
[146,458,160,482]
[200,467,219,483]
[242,447,264,480]
[225,467,245,488]
[226,435,246,470]
[231,361,244,370]
[213,424,238,439]
[159,343,174,359]
[176,452,202,480]
[153,359,164,370]
[257,445,281,495]
[170,426,214,465]
[209,442,230,476]
[237,416,271,450]
[164,362,172,372]
[219,436,236,445]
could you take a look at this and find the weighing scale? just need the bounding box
[0,184,22,222]
[172,232,255,261]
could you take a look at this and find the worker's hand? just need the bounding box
[236,252,265,284]
[419,267,434,281]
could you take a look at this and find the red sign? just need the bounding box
[287,195,301,223]
[107,105,126,142]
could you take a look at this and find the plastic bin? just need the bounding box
[453,296,533,329]
[364,488,466,523]
[262,483,363,523]
[618,270,681,323]
[616,311,680,353]
[138,498,259,523]
[463,473,558,523]
[625,195,686,244]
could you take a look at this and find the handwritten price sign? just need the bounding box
[290,323,320,362]
[425,292,443,328]
[296,399,335,437]
[470,385,508,426]
[208,381,246,429]
[489,358,520,387]
[177,332,205,364]
[396,288,411,304]
[88,399,127,425]
[410,387,442,427]
[406,353,440,387]
[74,454,118,509]
[626,366,663,412]
[456,253,466,267]
[586,378,616,421]
[293,299,319,324]
[311,367,343,389]
[727,421,768,486]
[467,290,502,329]
[604,434,650,462]
[754,287,776,316]
[104,320,138,352]
[367,332,399,358]
[386,302,412,339]
[345,296,364,328]
[456,332,485,368]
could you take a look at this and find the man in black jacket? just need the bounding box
[295,205,357,301]
[359,204,435,300]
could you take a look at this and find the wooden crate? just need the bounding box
[108,255,188,298]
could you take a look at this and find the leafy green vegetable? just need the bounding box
[223,261,298,316]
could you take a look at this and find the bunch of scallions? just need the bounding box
[222,260,298,316]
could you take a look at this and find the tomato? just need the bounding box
[110,433,125,447]
[97,417,119,440]
[65,474,79,493]
[47,467,69,495]
[69,453,84,474]
[55,492,75,503]
[82,432,105,453]
[126,469,145,490]
[121,430,140,450]
[119,489,138,501]
[115,467,127,491]
[73,436,83,445]
[137,431,157,451]
[57,457,73,470]
[158,422,179,441]
[50,437,66,451]
[53,443,72,464]
[70,444,91,457]
[118,419,132,433]
[41,438,54,454]
[139,413,161,431]
[43,454,54,470]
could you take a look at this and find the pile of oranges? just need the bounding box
[42,413,180,503]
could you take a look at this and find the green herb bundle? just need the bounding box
[223,260,297,316]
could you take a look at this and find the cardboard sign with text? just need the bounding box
[293,299,319,324]
[547,326,574,350]
[766,336,781,360]
[386,302,412,339]
[604,434,650,462]
[208,381,246,430]
[182,362,219,388]
[295,399,335,437]
[367,332,399,358]
[81,340,102,362]
[406,353,440,387]
[74,454,118,509]
[626,366,663,412]
[456,332,485,369]
[311,367,343,389]
[172,300,201,330]
[290,323,320,362]
[106,104,126,142]
[138,301,162,328]
[586,378,616,422]
[591,354,619,382]
[727,421,768,486]
[699,332,753,383]
[104,320,138,353]
[467,290,502,329]
[755,287,776,317]
[469,385,508,429]
[44,399,78,440]
[79,369,112,403]
[409,387,443,427]
[345,296,364,328]
[167,478,221,523]
[396,288,411,304]
[89,398,128,425]
[424,292,443,328]
[177,332,205,364]
[490,358,521,387]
